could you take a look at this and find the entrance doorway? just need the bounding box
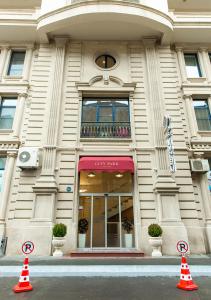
[79,194,134,248]
[78,169,134,249]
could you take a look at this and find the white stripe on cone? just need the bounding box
[180,274,192,281]
[181,264,189,269]
[19,276,29,282]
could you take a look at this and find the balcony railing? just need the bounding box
[81,122,131,139]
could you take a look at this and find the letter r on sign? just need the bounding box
[179,243,186,252]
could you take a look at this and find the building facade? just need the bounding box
[0,0,211,256]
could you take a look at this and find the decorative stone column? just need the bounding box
[175,47,188,84]
[183,94,198,139]
[144,38,188,255]
[23,45,34,82]
[0,151,17,240]
[198,172,211,252]
[32,37,69,255]
[0,46,9,81]
[13,93,27,139]
[199,48,211,83]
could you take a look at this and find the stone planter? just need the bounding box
[149,237,162,257]
[124,233,133,248]
[78,233,86,248]
[52,237,66,257]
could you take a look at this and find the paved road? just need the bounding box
[1,277,210,300]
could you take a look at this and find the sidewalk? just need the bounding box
[0,255,211,277]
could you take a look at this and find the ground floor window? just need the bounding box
[78,169,134,249]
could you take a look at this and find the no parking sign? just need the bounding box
[22,241,34,255]
[176,240,189,255]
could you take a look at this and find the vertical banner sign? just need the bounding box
[163,115,176,173]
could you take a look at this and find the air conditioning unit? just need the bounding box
[190,159,209,173]
[16,147,40,169]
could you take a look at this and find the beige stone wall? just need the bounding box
[3,39,210,256]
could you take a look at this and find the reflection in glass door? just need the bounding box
[92,196,105,247]
[107,196,120,247]
[78,194,134,249]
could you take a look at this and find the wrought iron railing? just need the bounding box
[81,122,131,138]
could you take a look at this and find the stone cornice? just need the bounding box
[0,141,20,151]
[0,83,29,95]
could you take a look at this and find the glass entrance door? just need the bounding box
[92,196,105,247]
[78,194,134,248]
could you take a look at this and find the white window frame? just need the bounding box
[5,49,26,78]
[192,98,211,132]
[0,96,17,132]
[184,52,203,78]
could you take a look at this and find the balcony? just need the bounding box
[72,0,140,3]
[81,122,131,139]
[38,0,172,43]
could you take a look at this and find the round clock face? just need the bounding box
[19,151,31,163]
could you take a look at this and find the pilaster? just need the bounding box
[30,38,69,255]
[34,37,68,190]
[0,151,17,239]
[199,48,211,83]
[183,94,198,139]
[13,93,28,139]
[143,38,168,171]
[198,173,211,252]
[23,45,34,82]
[144,38,188,254]
[0,46,9,81]
[175,46,188,84]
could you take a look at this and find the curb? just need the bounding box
[0,265,211,277]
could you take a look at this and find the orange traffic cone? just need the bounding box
[13,257,33,293]
[177,255,198,291]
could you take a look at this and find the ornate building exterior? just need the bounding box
[0,0,211,256]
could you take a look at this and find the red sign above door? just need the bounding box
[78,157,134,173]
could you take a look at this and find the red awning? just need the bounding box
[78,157,134,173]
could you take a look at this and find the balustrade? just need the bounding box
[81,122,131,138]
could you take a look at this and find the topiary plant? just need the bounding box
[148,224,162,237]
[53,223,67,237]
[122,217,133,234]
[78,218,89,234]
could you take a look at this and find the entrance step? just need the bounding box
[70,250,144,258]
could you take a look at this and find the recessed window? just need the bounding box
[95,54,116,69]
[7,51,26,76]
[0,97,17,129]
[184,53,202,78]
[81,98,131,138]
[193,100,211,131]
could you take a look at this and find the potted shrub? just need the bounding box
[148,223,163,257]
[52,223,67,257]
[78,218,88,248]
[122,217,133,248]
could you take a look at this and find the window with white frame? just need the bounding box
[184,53,202,78]
[81,98,131,138]
[7,51,26,76]
[0,157,6,192]
[0,97,17,129]
[193,99,211,131]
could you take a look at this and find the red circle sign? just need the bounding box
[176,240,189,254]
[22,241,34,255]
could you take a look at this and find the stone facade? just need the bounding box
[0,0,210,256]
